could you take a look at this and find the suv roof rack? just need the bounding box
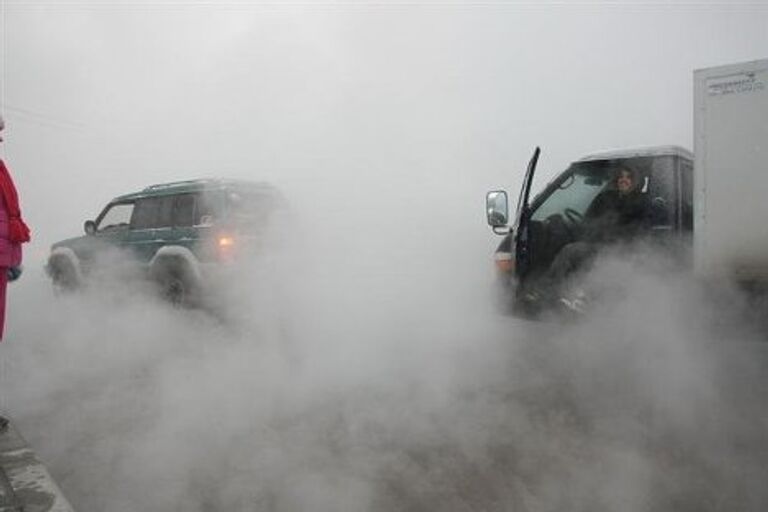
[142,178,221,192]
[141,178,277,193]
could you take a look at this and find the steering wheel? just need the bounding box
[563,208,584,225]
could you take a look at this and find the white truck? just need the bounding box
[486,58,767,314]
[694,58,768,283]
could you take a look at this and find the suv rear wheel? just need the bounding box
[48,259,80,295]
[154,264,199,307]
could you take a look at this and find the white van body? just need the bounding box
[694,59,768,281]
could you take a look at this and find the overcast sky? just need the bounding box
[1,0,767,263]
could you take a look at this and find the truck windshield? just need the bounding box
[530,156,676,227]
[530,164,610,223]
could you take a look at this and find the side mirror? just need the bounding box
[84,220,96,235]
[486,190,509,227]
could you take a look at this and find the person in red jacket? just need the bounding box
[0,114,30,430]
[0,116,30,338]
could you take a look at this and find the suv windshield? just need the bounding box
[97,202,134,231]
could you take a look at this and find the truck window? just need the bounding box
[680,159,693,231]
[131,196,174,230]
[644,155,676,228]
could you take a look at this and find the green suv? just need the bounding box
[46,179,282,304]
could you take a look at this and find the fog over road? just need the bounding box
[2,242,768,511]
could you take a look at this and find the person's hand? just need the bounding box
[7,266,22,282]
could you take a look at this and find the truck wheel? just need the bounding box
[49,259,80,295]
[156,266,197,307]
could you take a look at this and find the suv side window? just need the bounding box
[196,192,222,226]
[173,194,196,227]
[131,196,174,230]
[97,202,135,232]
[170,193,220,227]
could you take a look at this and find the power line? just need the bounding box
[2,104,89,131]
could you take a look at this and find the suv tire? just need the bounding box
[48,258,80,295]
[154,263,198,307]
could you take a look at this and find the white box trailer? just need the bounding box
[694,59,768,281]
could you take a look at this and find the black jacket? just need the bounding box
[582,189,650,243]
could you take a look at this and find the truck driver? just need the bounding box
[528,165,651,307]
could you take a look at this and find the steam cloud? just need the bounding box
[2,219,768,512]
[2,3,768,511]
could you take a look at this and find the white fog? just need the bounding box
[1,1,767,511]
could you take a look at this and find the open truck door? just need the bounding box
[486,146,541,280]
[512,146,541,279]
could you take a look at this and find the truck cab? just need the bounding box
[487,146,693,313]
